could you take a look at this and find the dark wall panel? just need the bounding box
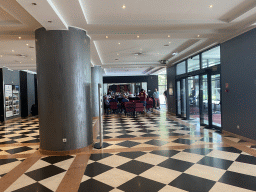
[221,28,256,140]
[103,75,158,97]
[20,71,28,118]
[167,66,176,115]
[0,69,3,122]
[27,73,35,115]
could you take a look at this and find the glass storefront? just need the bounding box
[175,45,221,130]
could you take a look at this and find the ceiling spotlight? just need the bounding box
[137,35,139,38]
[118,42,121,45]
[122,4,126,9]
[209,5,213,8]
[26,44,29,46]
[12,50,14,52]
[0,55,2,57]
[19,37,21,39]
[168,35,170,37]
[172,52,178,56]
[197,35,200,37]
[20,62,22,63]
[169,42,171,44]
[117,53,119,55]
[32,3,37,5]
[106,36,108,38]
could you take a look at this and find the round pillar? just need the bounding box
[91,66,103,118]
[35,27,92,151]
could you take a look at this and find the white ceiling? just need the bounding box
[0,0,256,75]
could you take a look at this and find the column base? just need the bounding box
[39,145,92,156]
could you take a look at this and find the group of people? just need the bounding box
[104,88,167,114]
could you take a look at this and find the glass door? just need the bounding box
[188,76,199,122]
[211,74,221,127]
[181,79,186,118]
[201,75,208,125]
[177,81,181,116]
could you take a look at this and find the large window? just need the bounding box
[176,61,186,75]
[202,46,220,68]
[187,55,200,72]
[158,74,167,104]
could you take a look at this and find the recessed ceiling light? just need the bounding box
[168,35,170,37]
[32,3,37,5]
[118,43,120,45]
[122,4,126,9]
[117,53,119,55]
[12,50,14,52]
[197,35,200,37]
[172,52,178,56]
[19,37,21,39]
[0,55,2,57]
[169,42,171,44]
[106,36,108,38]
[26,44,29,46]
[20,62,22,63]
[164,44,169,46]
[31,58,33,60]
[209,5,213,8]
[48,21,52,23]
[137,35,139,38]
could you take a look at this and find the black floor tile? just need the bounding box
[219,171,256,191]
[22,139,40,143]
[141,133,160,137]
[172,138,197,145]
[25,165,66,181]
[116,130,133,134]
[117,160,154,175]
[144,139,169,146]
[8,135,28,140]
[5,146,33,154]
[200,137,222,143]
[116,151,147,159]
[41,155,74,164]
[150,149,180,157]
[169,173,216,192]
[235,154,256,165]
[116,140,141,148]
[116,134,136,138]
[89,153,113,161]
[183,148,213,155]
[158,158,194,172]
[118,176,165,192]
[197,156,233,170]
[13,183,53,192]
[215,147,242,154]
[0,158,19,165]
[0,140,17,145]
[168,133,185,136]
[84,162,112,177]
[78,179,114,192]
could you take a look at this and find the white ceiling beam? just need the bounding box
[16,0,68,30]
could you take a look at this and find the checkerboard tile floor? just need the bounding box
[79,148,256,192]
[0,118,39,145]
[0,158,26,179]
[4,155,76,192]
[0,145,39,156]
[102,114,206,140]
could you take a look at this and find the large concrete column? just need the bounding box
[35,27,92,151]
[91,66,103,117]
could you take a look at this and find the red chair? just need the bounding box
[134,100,140,103]
[125,102,135,116]
[146,100,153,112]
[135,103,144,116]
[110,102,118,113]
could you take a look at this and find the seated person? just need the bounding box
[121,96,129,103]
[110,96,117,102]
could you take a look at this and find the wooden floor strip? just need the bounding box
[0,151,41,192]
[56,153,91,192]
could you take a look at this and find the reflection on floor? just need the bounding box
[0,111,256,192]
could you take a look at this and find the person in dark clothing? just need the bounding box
[110,96,117,102]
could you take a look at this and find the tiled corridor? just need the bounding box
[0,111,256,192]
